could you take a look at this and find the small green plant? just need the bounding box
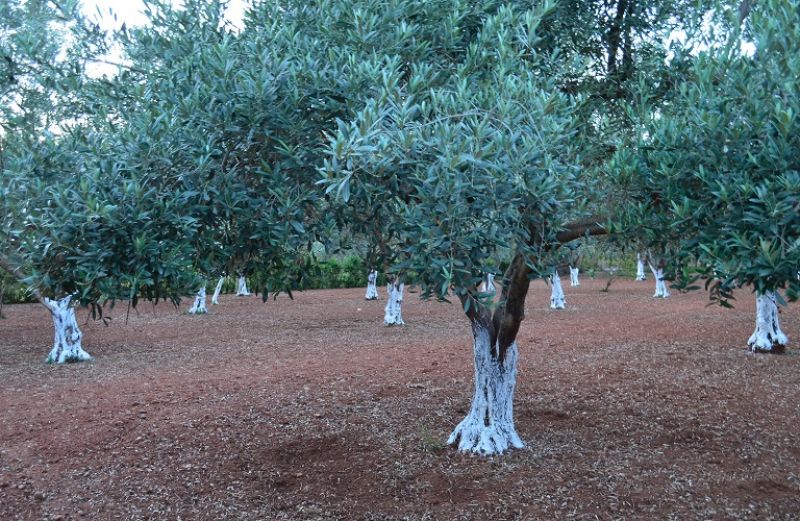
[419,424,447,453]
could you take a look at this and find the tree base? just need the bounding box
[448,416,524,455]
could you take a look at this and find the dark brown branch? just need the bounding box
[492,253,533,361]
[555,216,607,244]
[607,0,628,75]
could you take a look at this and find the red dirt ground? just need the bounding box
[1,278,799,520]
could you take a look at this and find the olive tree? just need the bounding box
[323,2,608,454]
[614,0,800,352]
[0,0,209,362]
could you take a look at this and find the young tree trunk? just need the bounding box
[365,269,379,300]
[636,253,647,281]
[748,291,788,353]
[550,272,566,309]
[236,274,251,296]
[211,276,225,305]
[448,320,524,454]
[384,279,405,325]
[648,263,670,298]
[188,286,208,314]
[44,296,91,364]
[569,266,580,287]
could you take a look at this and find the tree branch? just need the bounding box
[555,216,608,244]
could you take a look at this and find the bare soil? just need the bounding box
[1,278,799,520]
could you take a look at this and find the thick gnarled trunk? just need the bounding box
[384,279,405,325]
[448,322,523,454]
[748,291,788,353]
[189,286,208,314]
[569,266,580,287]
[236,274,251,296]
[365,270,379,300]
[45,296,91,364]
[635,253,647,281]
[550,272,566,309]
[211,276,225,305]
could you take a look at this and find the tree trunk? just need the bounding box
[188,286,208,314]
[648,263,669,298]
[44,296,91,364]
[748,291,788,353]
[448,320,524,454]
[365,270,379,300]
[384,279,405,325]
[550,272,566,309]
[569,266,580,287]
[636,253,647,281]
[236,274,251,296]
[480,273,496,294]
[211,276,225,305]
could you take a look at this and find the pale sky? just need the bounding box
[81,0,247,30]
[81,0,248,76]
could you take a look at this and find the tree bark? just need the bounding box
[448,318,524,454]
[365,270,379,300]
[449,218,607,455]
[550,271,566,309]
[384,278,405,325]
[648,260,670,298]
[236,274,251,296]
[44,296,91,364]
[569,266,580,287]
[636,253,647,281]
[748,291,788,353]
[211,276,225,305]
[480,273,496,295]
[189,286,208,314]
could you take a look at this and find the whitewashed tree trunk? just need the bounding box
[448,322,523,455]
[44,296,91,364]
[550,272,566,309]
[211,276,225,305]
[236,274,251,296]
[748,291,788,353]
[648,263,670,298]
[384,280,405,325]
[636,253,647,281]
[569,266,580,287]
[188,286,208,314]
[479,273,496,294]
[365,270,379,300]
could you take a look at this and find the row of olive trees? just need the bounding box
[2,0,798,454]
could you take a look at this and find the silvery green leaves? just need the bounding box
[323,3,585,302]
[614,0,800,304]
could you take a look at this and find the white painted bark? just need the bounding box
[188,286,208,314]
[748,291,789,353]
[383,281,405,325]
[236,275,251,296]
[480,273,496,295]
[550,272,566,309]
[211,276,225,305]
[648,264,670,298]
[448,323,523,455]
[44,296,91,364]
[636,253,647,281]
[569,266,580,287]
[365,270,379,300]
